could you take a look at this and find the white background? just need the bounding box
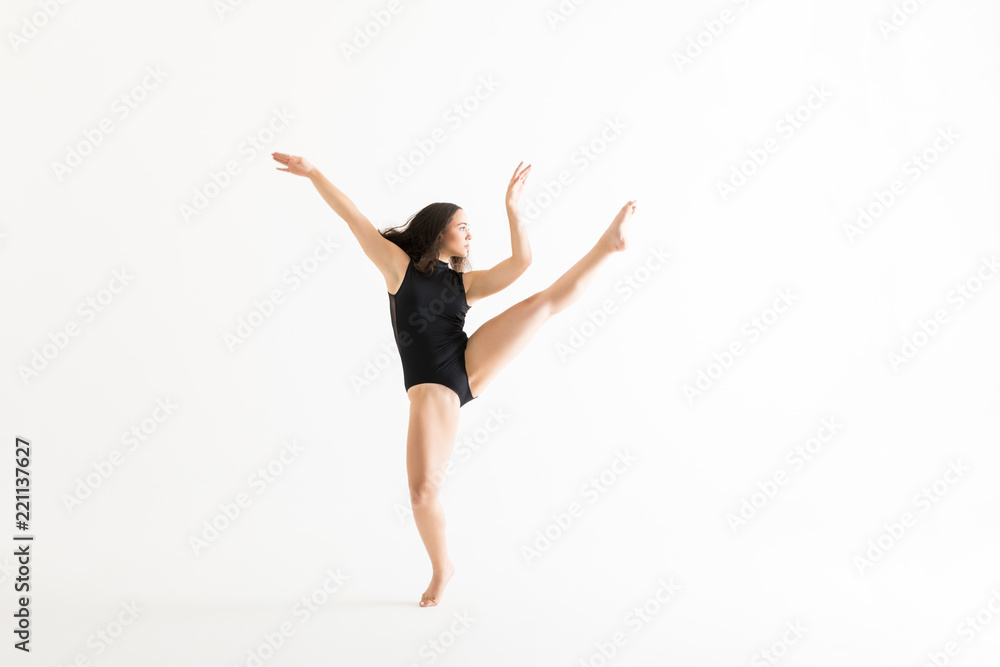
[2,0,999,665]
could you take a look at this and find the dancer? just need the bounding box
[272,152,637,606]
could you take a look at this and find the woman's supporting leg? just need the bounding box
[405,383,462,606]
[465,201,636,398]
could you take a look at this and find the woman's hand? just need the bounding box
[505,161,532,210]
[272,152,315,177]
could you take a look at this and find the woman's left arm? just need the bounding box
[505,161,532,266]
[464,163,533,302]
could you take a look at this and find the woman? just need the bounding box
[272,152,637,606]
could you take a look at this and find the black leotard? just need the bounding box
[387,257,476,406]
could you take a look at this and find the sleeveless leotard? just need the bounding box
[388,257,476,406]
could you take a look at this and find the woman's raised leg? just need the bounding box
[465,200,637,398]
[405,383,461,606]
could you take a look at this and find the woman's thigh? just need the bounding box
[405,383,462,497]
[465,292,551,400]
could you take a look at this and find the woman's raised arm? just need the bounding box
[272,152,408,288]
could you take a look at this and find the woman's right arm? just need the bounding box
[272,152,408,288]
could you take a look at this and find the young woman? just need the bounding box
[272,152,637,606]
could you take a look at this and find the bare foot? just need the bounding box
[419,561,456,607]
[601,200,637,253]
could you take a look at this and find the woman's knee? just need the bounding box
[525,290,553,321]
[409,476,443,507]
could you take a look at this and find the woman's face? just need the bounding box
[441,209,472,258]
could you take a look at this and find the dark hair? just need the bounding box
[380,202,469,275]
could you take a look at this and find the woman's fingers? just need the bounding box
[509,161,524,181]
[508,161,531,188]
[514,166,531,186]
[272,152,311,175]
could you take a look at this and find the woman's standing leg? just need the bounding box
[405,383,462,606]
[465,201,637,398]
